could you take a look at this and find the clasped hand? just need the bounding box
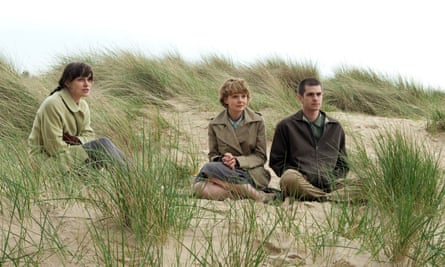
[222,152,236,169]
[63,132,82,145]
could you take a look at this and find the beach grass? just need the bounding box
[1,49,445,265]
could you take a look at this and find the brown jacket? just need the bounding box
[269,110,349,191]
[208,107,270,188]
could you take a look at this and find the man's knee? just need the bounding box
[280,169,304,196]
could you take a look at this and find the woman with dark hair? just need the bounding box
[28,62,125,170]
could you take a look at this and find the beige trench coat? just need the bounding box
[208,107,270,188]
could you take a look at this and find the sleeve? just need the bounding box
[236,119,267,169]
[333,127,349,178]
[40,102,71,157]
[207,123,222,162]
[269,122,288,177]
[40,101,89,163]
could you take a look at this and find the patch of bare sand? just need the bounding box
[167,200,382,266]
[334,112,445,168]
[1,201,101,266]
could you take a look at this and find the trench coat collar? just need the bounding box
[211,107,261,125]
[210,107,262,155]
[59,89,82,113]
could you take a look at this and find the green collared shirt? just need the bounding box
[303,113,325,143]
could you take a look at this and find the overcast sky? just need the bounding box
[1,0,444,90]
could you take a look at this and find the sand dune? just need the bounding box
[5,96,443,266]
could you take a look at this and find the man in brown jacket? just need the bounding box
[269,77,356,201]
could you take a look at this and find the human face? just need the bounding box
[298,85,323,113]
[66,74,93,103]
[224,93,249,117]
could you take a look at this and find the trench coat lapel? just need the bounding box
[212,111,244,155]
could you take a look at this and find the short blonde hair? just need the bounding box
[218,78,251,108]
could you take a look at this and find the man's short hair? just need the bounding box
[297,78,322,96]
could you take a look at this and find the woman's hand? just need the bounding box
[222,152,237,169]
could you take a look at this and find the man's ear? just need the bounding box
[297,94,303,103]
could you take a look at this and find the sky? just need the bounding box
[1,0,445,90]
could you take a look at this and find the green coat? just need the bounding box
[208,107,271,188]
[28,89,95,170]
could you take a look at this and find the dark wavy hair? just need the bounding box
[49,62,94,95]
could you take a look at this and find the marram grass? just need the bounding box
[352,129,445,264]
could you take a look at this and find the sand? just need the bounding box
[4,97,444,266]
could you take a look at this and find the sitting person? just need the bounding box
[269,77,360,201]
[28,62,126,171]
[192,78,274,202]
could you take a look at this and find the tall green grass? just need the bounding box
[351,129,445,264]
[181,201,282,266]
[427,108,445,133]
[87,128,196,239]
[83,143,196,265]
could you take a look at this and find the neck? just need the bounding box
[67,90,81,104]
[303,110,320,122]
[228,110,243,121]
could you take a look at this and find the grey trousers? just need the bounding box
[82,137,126,166]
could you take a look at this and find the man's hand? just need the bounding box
[63,132,82,145]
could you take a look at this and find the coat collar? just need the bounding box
[295,110,337,125]
[210,107,262,155]
[59,89,81,113]
[211,107,261,125]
